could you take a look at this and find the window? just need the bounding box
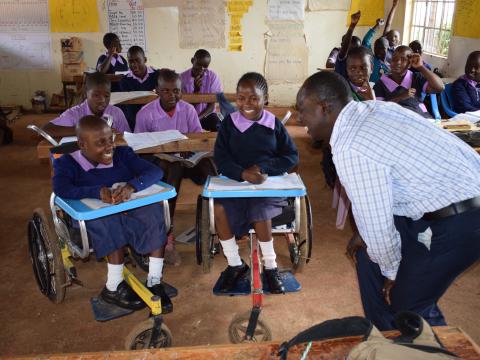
[408,0,455,57]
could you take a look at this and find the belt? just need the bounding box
[422,196,480,221]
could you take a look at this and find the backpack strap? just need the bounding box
[277,316,372,360]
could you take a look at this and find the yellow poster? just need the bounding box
[452,0,480,39]
[49,0,99,32]
[348,0,384,27]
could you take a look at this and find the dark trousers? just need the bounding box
[157,157,217,224]
[356,208,480,330]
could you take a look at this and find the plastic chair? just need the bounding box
[429,93,441,120]
[440,83,458,118]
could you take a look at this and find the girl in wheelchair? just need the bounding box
[213,72,299,294]
[52,115,173,313]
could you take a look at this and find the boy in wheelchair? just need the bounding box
[52,115,173,313]
[213,72,299,294]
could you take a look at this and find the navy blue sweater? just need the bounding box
[214,115,299,182]
[118,69,160,129]
[53,146,163,199]
[451,77,480,113]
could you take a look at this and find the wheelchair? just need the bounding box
[194,174,313,343]
[27,131,178,350]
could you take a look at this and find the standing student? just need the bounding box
[96,33,128,75]
[118,46,159,129]
[214,72,298,294]
[53,116,173,313]
[43,72,130,137]
[383,0,400,64]
[297,71,480,331]
[180,49,223,131]
[373,46,444,118]
[135,69,217,264]
[362,18,390,83]
[451,51,480,113]
[335,11,362,80]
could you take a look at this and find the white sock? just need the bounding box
[106,263,124,291]
[220,237,242,267]
[147,257,164,287]
[259,239,277,269]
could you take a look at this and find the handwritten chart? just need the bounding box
[0,0,49,32]
[0,33,52,69]
[108,0,147,51]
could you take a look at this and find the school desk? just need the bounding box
[14,326,480,359]
[113,92,236,105]
[36,132,217,160]
[62,74,124,107]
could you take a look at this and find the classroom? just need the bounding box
[0,0,479,358]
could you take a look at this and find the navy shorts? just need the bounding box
[84,203,167,259]
[216,197,287,237]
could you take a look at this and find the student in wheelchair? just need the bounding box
[213,72,299,294]
[52,115,173,313]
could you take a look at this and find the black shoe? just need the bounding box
[100,280,146,310]
[147,283,173,314]
[219,261,249,293]
[264,268,285,294]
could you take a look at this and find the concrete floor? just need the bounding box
[0,112,478,356]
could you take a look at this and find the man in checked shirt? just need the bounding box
[296,71,480,330]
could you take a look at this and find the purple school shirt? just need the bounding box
[134,99,202,133]
[50,100,131,133]
[70,150,113,171]
[231,110,275,133]
[462,74,479,88]
[180,68,223,115]
[125,66,155,84]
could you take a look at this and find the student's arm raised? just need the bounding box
[383,0,399,36]
[338,11,361,60]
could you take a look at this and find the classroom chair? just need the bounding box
[440,83,458,118]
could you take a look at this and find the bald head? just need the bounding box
[76,115,111,139]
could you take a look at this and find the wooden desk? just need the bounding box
[115,92,236,105]
[16,326,480,359]
[36,132,217,160]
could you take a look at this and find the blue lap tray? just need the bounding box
[213,270,301,296]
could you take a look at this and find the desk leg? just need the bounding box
[63,83,68,107]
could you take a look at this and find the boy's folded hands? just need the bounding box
[241,165,268,185]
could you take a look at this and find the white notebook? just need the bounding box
[123,130,187,151]
[109,91,157,105]
[207,173,305,191]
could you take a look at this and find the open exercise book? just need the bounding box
[123,130,187,151]
[207,173,305,191]
[154,151,212,168]
[450,110,480,126]
[110,91,157,105]
[81,183,168,210]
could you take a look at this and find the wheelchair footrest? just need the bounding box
[90,297,134,322]
[212,270,301,296]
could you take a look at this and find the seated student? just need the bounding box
[180,49,223,132]
[452,51,480,113]
[362,18,390,83]
[373,46,444,118]
[96,33,128,92]
[118,46,159,130]
[214,72,298,294]
[335,11,362,80]
[43,72,130,137]
[382,0,400,64]
[52,115,173,313]
[408,40,432,72]
[135,69,217,258]
[326,35,361,70]
[346,47,376,101]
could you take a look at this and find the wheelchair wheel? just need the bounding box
[228,311,272,343]
[129,247,149,272]
[291,196,313,273]
[125,318,172,350]
[28,208,66,304]
[195,195,213,273]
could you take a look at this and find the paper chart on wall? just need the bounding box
[348,0,384,26]
[267,0,305,21]
[108,0,147,51]
[265,22,308,84]
[0,0,49,32]
[179,0,226,49]
[452,0,480,39]
[0,33,52,69]
[307,0,350,11]
[227,0,253,51]
[49,0,99,32]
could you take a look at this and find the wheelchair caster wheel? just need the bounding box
[125,318,172,350]
[290,196,313,273]
[28,208,66,304]
[228,311,272,344]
